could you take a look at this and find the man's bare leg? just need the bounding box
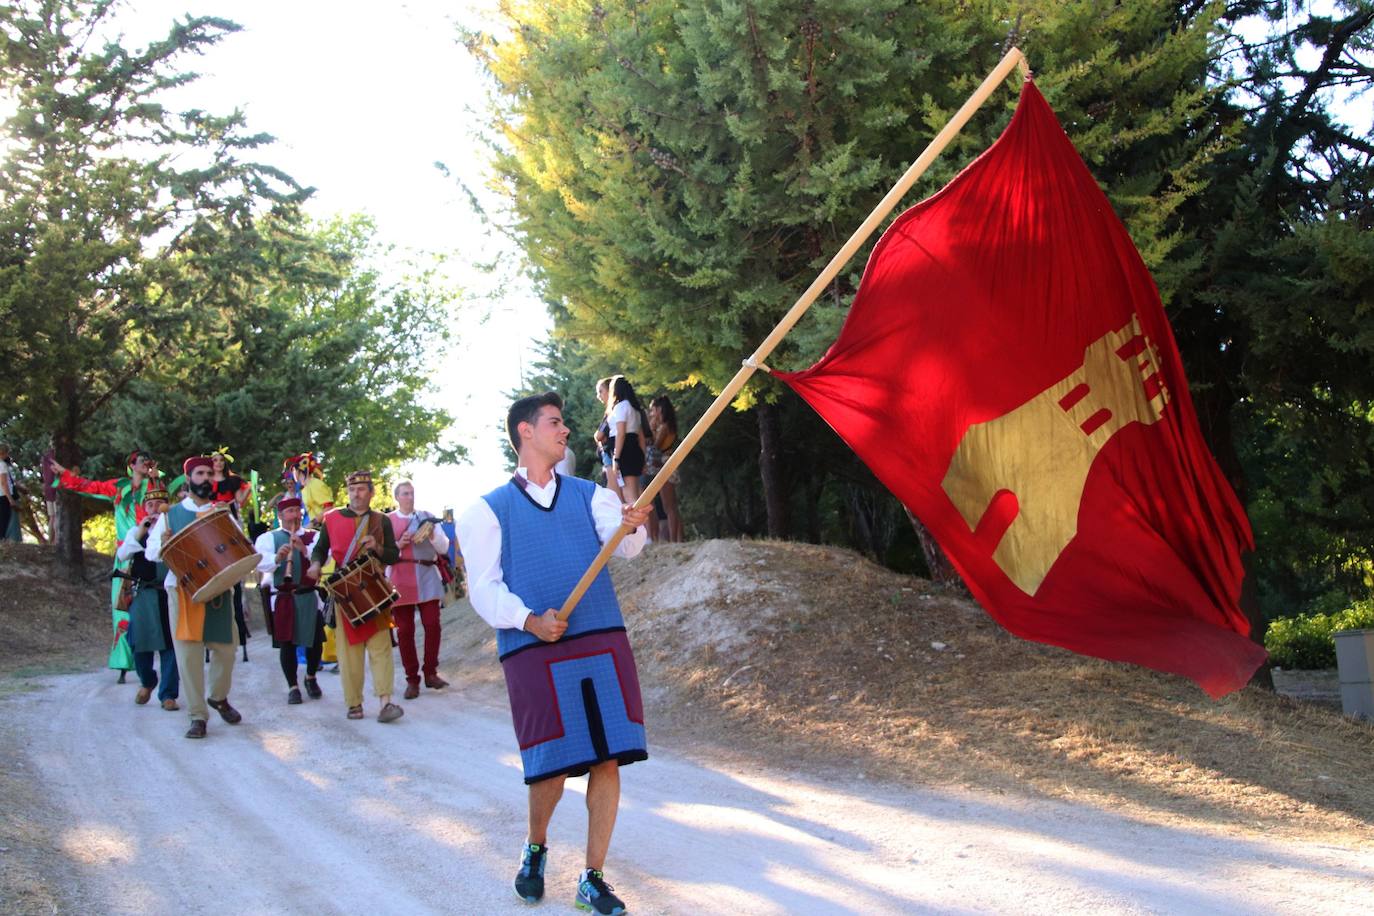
[584,760,621,869]
[529,774,567,845]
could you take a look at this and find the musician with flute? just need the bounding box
[254,495,325,705]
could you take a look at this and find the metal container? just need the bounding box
[1333,628,1374,720]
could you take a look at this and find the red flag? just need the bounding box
[776,82,1265,697]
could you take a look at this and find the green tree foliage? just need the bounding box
[82,215,465,497]
[0,1,308,573]
[467,0,1237,547]
[472,1,1374,626]
[1189,2,1374,623]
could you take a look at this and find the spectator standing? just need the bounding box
[0,442,16,543]
[608,377,650,504]
[647,396,683,543]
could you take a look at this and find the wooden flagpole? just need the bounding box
[557,47,1031,621]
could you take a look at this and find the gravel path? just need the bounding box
[10,653,1374,915]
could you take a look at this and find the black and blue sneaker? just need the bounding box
[513,842,547,903]
[575,869,626,915]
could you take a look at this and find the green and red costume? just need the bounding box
[60,466,184,671]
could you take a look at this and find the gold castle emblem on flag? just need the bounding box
[941,315,1170,595]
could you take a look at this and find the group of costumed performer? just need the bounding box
[115,485,180,710]
[143,456,244,739]
[307,470,405,723]
[457,391,652,916]
[387,480,451,699]
[253,496,326,704]
[48,451,185,682]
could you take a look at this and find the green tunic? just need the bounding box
[127,553,171,653]
[270,528,322,648]
[165,503,234,644]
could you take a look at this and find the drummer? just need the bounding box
[307,470,404,723]
[254,496,326,705]
[145,456,244,739]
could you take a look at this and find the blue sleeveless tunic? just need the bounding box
[483,475,648,783]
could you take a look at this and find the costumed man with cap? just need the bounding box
[386,480,452,699]
[49,450,183,682]
[307,470,404,723]
[116,484,180,710]
[254,495,326,705]
[286,452,339,666]
[456,392,652,916]
[145,456,243,739]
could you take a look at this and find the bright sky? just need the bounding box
[112,0,546,515]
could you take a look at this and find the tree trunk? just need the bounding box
[1240,551,1274,691]
[757,403,789,539]
[903,507,961,586]
[53,385,85,581]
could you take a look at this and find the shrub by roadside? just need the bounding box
[1266,600,1374,669]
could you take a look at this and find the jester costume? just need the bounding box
[59,455,184,672]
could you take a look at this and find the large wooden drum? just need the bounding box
[324,554,398,628]
[163,507,259,603]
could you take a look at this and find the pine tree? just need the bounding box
[0,1,311,575]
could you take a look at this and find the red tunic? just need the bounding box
[323,508,392,646]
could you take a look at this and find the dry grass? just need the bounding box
[0,541,114,682]
[611,539,1374,847]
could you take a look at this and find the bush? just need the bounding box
[1266,600,1374,669]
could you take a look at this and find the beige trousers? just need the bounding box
[337,627,394,708]
[168,588,238,722]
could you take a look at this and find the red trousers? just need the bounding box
[393,600,442,684]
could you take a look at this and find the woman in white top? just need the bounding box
[608,376,650,504]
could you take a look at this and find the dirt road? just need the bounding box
[10,654,1373,915]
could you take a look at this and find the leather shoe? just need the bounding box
[162,698,179,711]
[135,686,153,705]
[207,697,242,724]
[185,719,207,739]
[377,702,405,723]
[424,675,449,690]
[287,687,303,705]
[403,683,419,700]
[303,677,322,700]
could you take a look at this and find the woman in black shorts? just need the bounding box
[608,376,650,503]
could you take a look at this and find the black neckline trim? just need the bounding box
[511,473,561,513]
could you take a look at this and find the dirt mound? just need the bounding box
[434,537,1374,845]
[611,539,1374,845]
[0,542,114,682]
